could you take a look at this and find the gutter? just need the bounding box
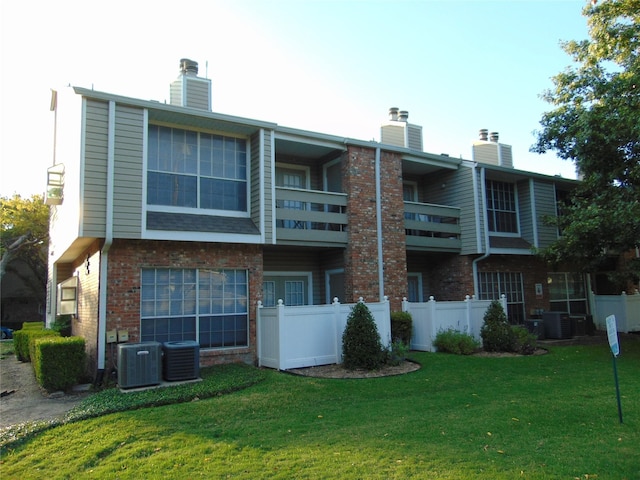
[96,100,116,382]
[472,166,490,298]
[375,147,384,300]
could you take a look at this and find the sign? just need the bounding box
[606,315,620,357]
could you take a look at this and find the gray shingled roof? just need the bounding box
[147,212,260,235]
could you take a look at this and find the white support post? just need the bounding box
[464,295,472,334]
[332,297,341,364]
[256,301,263,367]
[276,299,285,370]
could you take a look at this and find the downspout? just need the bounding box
[96,100,116,383]
[530,178,539,247]
[472,165,490,298]
[375,147,384,300]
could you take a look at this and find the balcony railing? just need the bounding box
[404,201,461,252]
[275,187,348,245]
[275,190,461,252]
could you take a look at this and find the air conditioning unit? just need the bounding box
[117,342,162,389]
[542,312,571,339]
[162,341,200,381]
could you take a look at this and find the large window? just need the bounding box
[478,271,525,324]
[548,272,587,315]
[486,180,518,233]
[147,125,247,212]
[141,268,248,349]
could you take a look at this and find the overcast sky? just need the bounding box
[0,0,591,197]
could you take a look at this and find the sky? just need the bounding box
[0,0,592,198]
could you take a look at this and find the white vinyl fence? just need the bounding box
[592,291,640,333]
[257,297,391,370]
[403,295,508,352]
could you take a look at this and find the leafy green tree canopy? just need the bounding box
[532,0,640,285]
[1,194,50,282]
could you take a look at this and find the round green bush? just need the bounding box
[480,300,513,352]
[342,302,387,370]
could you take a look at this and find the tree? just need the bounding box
[532,0,640,286]
[342,302,387,370]
[0,194,50,298]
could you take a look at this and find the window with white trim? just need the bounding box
[147,125,247,211]
[478,271,525,324]
[548,272,587,315]
[141,268,248,348]
[486,180,518,233]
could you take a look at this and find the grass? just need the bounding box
[0,339,15,359]
[1,338,639,479]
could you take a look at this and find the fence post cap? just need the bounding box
[277,299,284,306]
[257,300,263,308]
[429,296,435,302]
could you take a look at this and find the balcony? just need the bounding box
[275,187,348,246]
[404,202,461,252]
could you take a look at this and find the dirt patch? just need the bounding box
[289,360,421,379]
[0,354,90,429]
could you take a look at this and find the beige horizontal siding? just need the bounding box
[112,105,144,238]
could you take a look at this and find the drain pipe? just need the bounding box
[96,100,116,385]
[472,165,490,298]
[375,147,384,300]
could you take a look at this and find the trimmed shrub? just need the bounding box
[342,302,387,370]
[33,336,86,392]
[511,325,538,355]
[14,328,60,362]
[480,300,513,352]
[51,315,72,337]
[391,311,413,345]
[22,322,45,330]
[433,328,480,355]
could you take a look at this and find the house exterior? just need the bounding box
[45,59,588,380]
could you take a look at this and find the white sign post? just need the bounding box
[606,315,623,423]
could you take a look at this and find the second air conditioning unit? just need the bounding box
[162,340,200,381]
[117,342,162,389]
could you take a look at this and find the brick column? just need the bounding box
[343,146,407,311]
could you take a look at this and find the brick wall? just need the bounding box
[105,239,263,368]
[343,146,380,303]
[343,146,409,311]
[476,255,553,317]
[426,255,476,301]
[73,242,101,377]
[379,150,408,311]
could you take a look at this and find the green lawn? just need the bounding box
[1,339,639,479]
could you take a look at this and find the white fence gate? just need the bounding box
[257,297,391,370]
[592,291,640,333]
[403,295,508,352]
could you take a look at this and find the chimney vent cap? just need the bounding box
[398,110,409,122]
[489,131,499,142]
[479,129,489,141]
[388,107,399,121]
[179,58,199,75]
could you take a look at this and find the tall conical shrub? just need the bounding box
[480,300,513,352]
[342,302,386,370]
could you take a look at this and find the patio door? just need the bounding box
[276,167,309,229]
[326,269,345,304]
